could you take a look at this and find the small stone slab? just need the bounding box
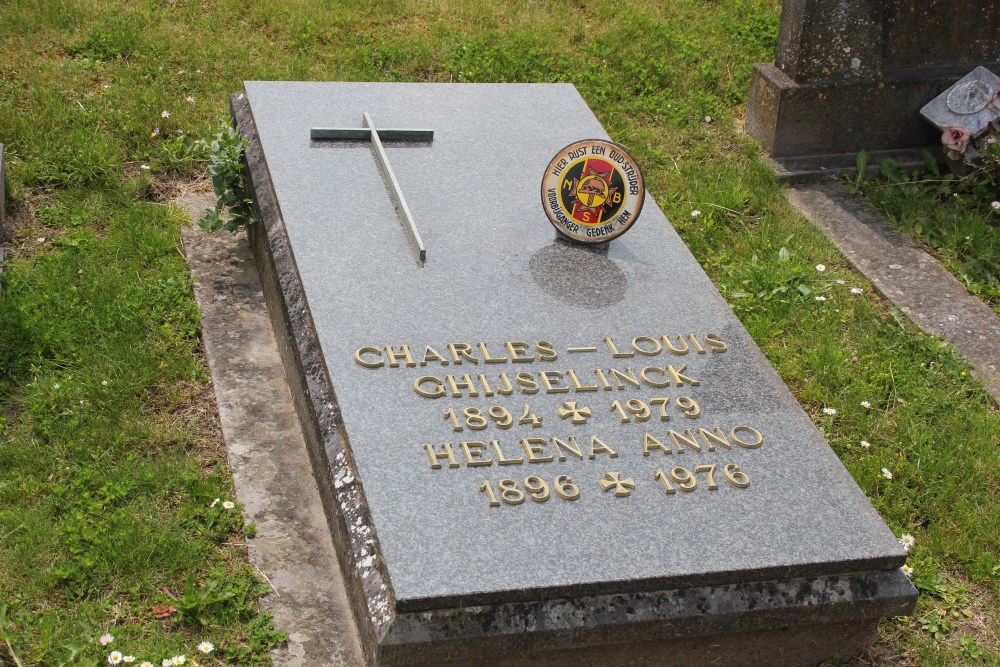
[236,82,915,665]
[921,66,1000,138]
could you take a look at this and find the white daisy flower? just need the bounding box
[161,110,170,118]
[881,468,893,480]
[822,407,837,416]
[850,287,863,294]
[901,564,913,577]
[815,296,827,301]
[99,634,114,646]
[861,401,871,409]
[108,651,123,664]
[690,210,702,218]
[992,201,1000,210]
[899,533,915,551]
[222,500,235,510]
[815,264,826,272]
[197,642,214,654]
[860,440,871,449]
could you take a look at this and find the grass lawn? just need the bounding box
[1,1,998,665]
[856,152,1000,317]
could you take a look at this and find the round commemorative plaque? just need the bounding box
[541,139,645,243]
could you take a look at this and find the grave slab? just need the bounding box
[234,82,915,665]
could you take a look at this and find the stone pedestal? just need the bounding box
[746,0,1000,179]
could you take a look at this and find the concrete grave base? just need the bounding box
[231,83,915,666]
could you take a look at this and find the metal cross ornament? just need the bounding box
[311,113,434,262]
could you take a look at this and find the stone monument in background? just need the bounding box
[747,0,1000,179]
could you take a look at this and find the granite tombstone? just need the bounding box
[233,82,916,666]
[747,0,1000,179]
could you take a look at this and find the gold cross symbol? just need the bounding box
[599,472,636,497]
[557,401,592,425]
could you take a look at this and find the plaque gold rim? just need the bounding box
[540,139,645,244]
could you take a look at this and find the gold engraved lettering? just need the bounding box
[639,366,670,388]
[593,368,613,390]
[385,345,415,368]
[414,376,445,398]
[724,463,751,487]
[554,475,581,500]
[354,346,384,368]
[588,435,618,459]
[507,341,535,362]
[518,405,543,427]
[705,333,728,353]
[490,440,524,465]
[666,364,700,386]
[420,346,449,366]
[609,368,641,389]
[535,340,559,361]
[448,342,479,365]
[461,441,493,467]
[676,396,701,418]
[695,463,718,489]
[670,467,697,491]
[642,432,672,456]
[477,374,495,397]
[479,481,501,507]
[524,476,551,502]
[698,427,731,452]
[631,336,661,356]
[521,437,554,463]
[424,443,459,469]
[688,334,706,354]
[603,336,635,358]
[494,372,514,395]
[498,479,526,505]
[535,340,558,361]
[446,374,480,398]
[478,342,509,364]
[731,425,764,449]
[515,371,540,394]
[668,429,701,454]
[540,370,569,393]
[661,335,690,355]
[552,436,584,461]
[567,370,598,392]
